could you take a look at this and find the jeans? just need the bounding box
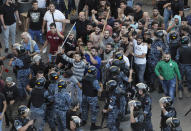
[164,8,172,30]
[135,64,146,83]
[28,29,44,44]
[179,64,191,92]
[161,77,176,100]
[1,23,16,48]
[0,113,3,131]
[48,53,57,63]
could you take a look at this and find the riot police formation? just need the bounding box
[2,1,191,130]
[159,96,177,131]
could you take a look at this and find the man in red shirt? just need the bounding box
[42,23,64,62]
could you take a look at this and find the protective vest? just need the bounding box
[131,111,145,131]
[178,46,191,64]
[31,88,45,108]
[18,53,31,69]
[161,107,176,128]
[82,75,97,97]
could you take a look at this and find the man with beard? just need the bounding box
[132,35,148,83]
[102,43,114,64]
[42,2,65,33]
[151,7,165,30]
[155,52,181,100]
[58,11,90,44]
[102,30,114,48]
[113,20,121,35]
[120,33,133,57]
[133,2,143,22]
[89,24,103,48]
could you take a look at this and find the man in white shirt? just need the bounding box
[42,2,65,33]
[132,35,148,83]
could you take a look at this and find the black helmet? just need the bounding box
[106,80,117,92]
[87,66,97,75]
[35,77,46,88]
[181,36,189,45]
[112,59,121,67]
[166,117,180,128]
[58,80,67,88]
[19,45,25,54]
[109,66,120,76]
[18,105,30,116]
[49,72,59,81]
[136,83,149,93]
[159,96,173,107]
[170,32,178,40]
[155,30,164,38]
[115,52,123,60]
[128,100,142,111]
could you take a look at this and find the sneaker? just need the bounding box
[4,48,8,53]
[90,123,101,130]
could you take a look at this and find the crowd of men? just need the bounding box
[0,0,191,130]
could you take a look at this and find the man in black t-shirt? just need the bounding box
[0,92,7,130]
[26,0,44,45]
[0,0,21,53]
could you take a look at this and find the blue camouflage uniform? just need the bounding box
[45,82,58,130]
[12,56,31,99]
[147,39,167,87]
[137,94,153,131]
[117,72,129,119]
[54,87,71,131]
[107,94,120,131]
[81,74,100,123]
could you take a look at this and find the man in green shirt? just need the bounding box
[155,52,181,100]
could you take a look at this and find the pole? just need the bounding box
[61,22,76,48]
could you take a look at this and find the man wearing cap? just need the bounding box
[3,77,19,128]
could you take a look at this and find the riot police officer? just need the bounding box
[81,66,102,130]
[103,80,120,131]
[159,96,176,131]
[147,30,168,91]
[136,83,153,131]
[168,31,180,60]
[129,100,144,131]
[166,117,182,131]
[53,80,72,131]
[45,71,59,131]
[28,77,47,131]
[176,36,191,98]
[10,43,31,100]
[14,105,35,131]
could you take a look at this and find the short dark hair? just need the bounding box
[32,0,38,4]
[153,6,158,10]
[151,21,159,26]
[50,23,56,28]
[120,0,126,4]
[135,2,142,7]
[49,1,55,6]
[91,47,98,52]
[106,43,113,48]
[114,20,121,24]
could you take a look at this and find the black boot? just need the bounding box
[90,123,101,130]
[81,120,87,126]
